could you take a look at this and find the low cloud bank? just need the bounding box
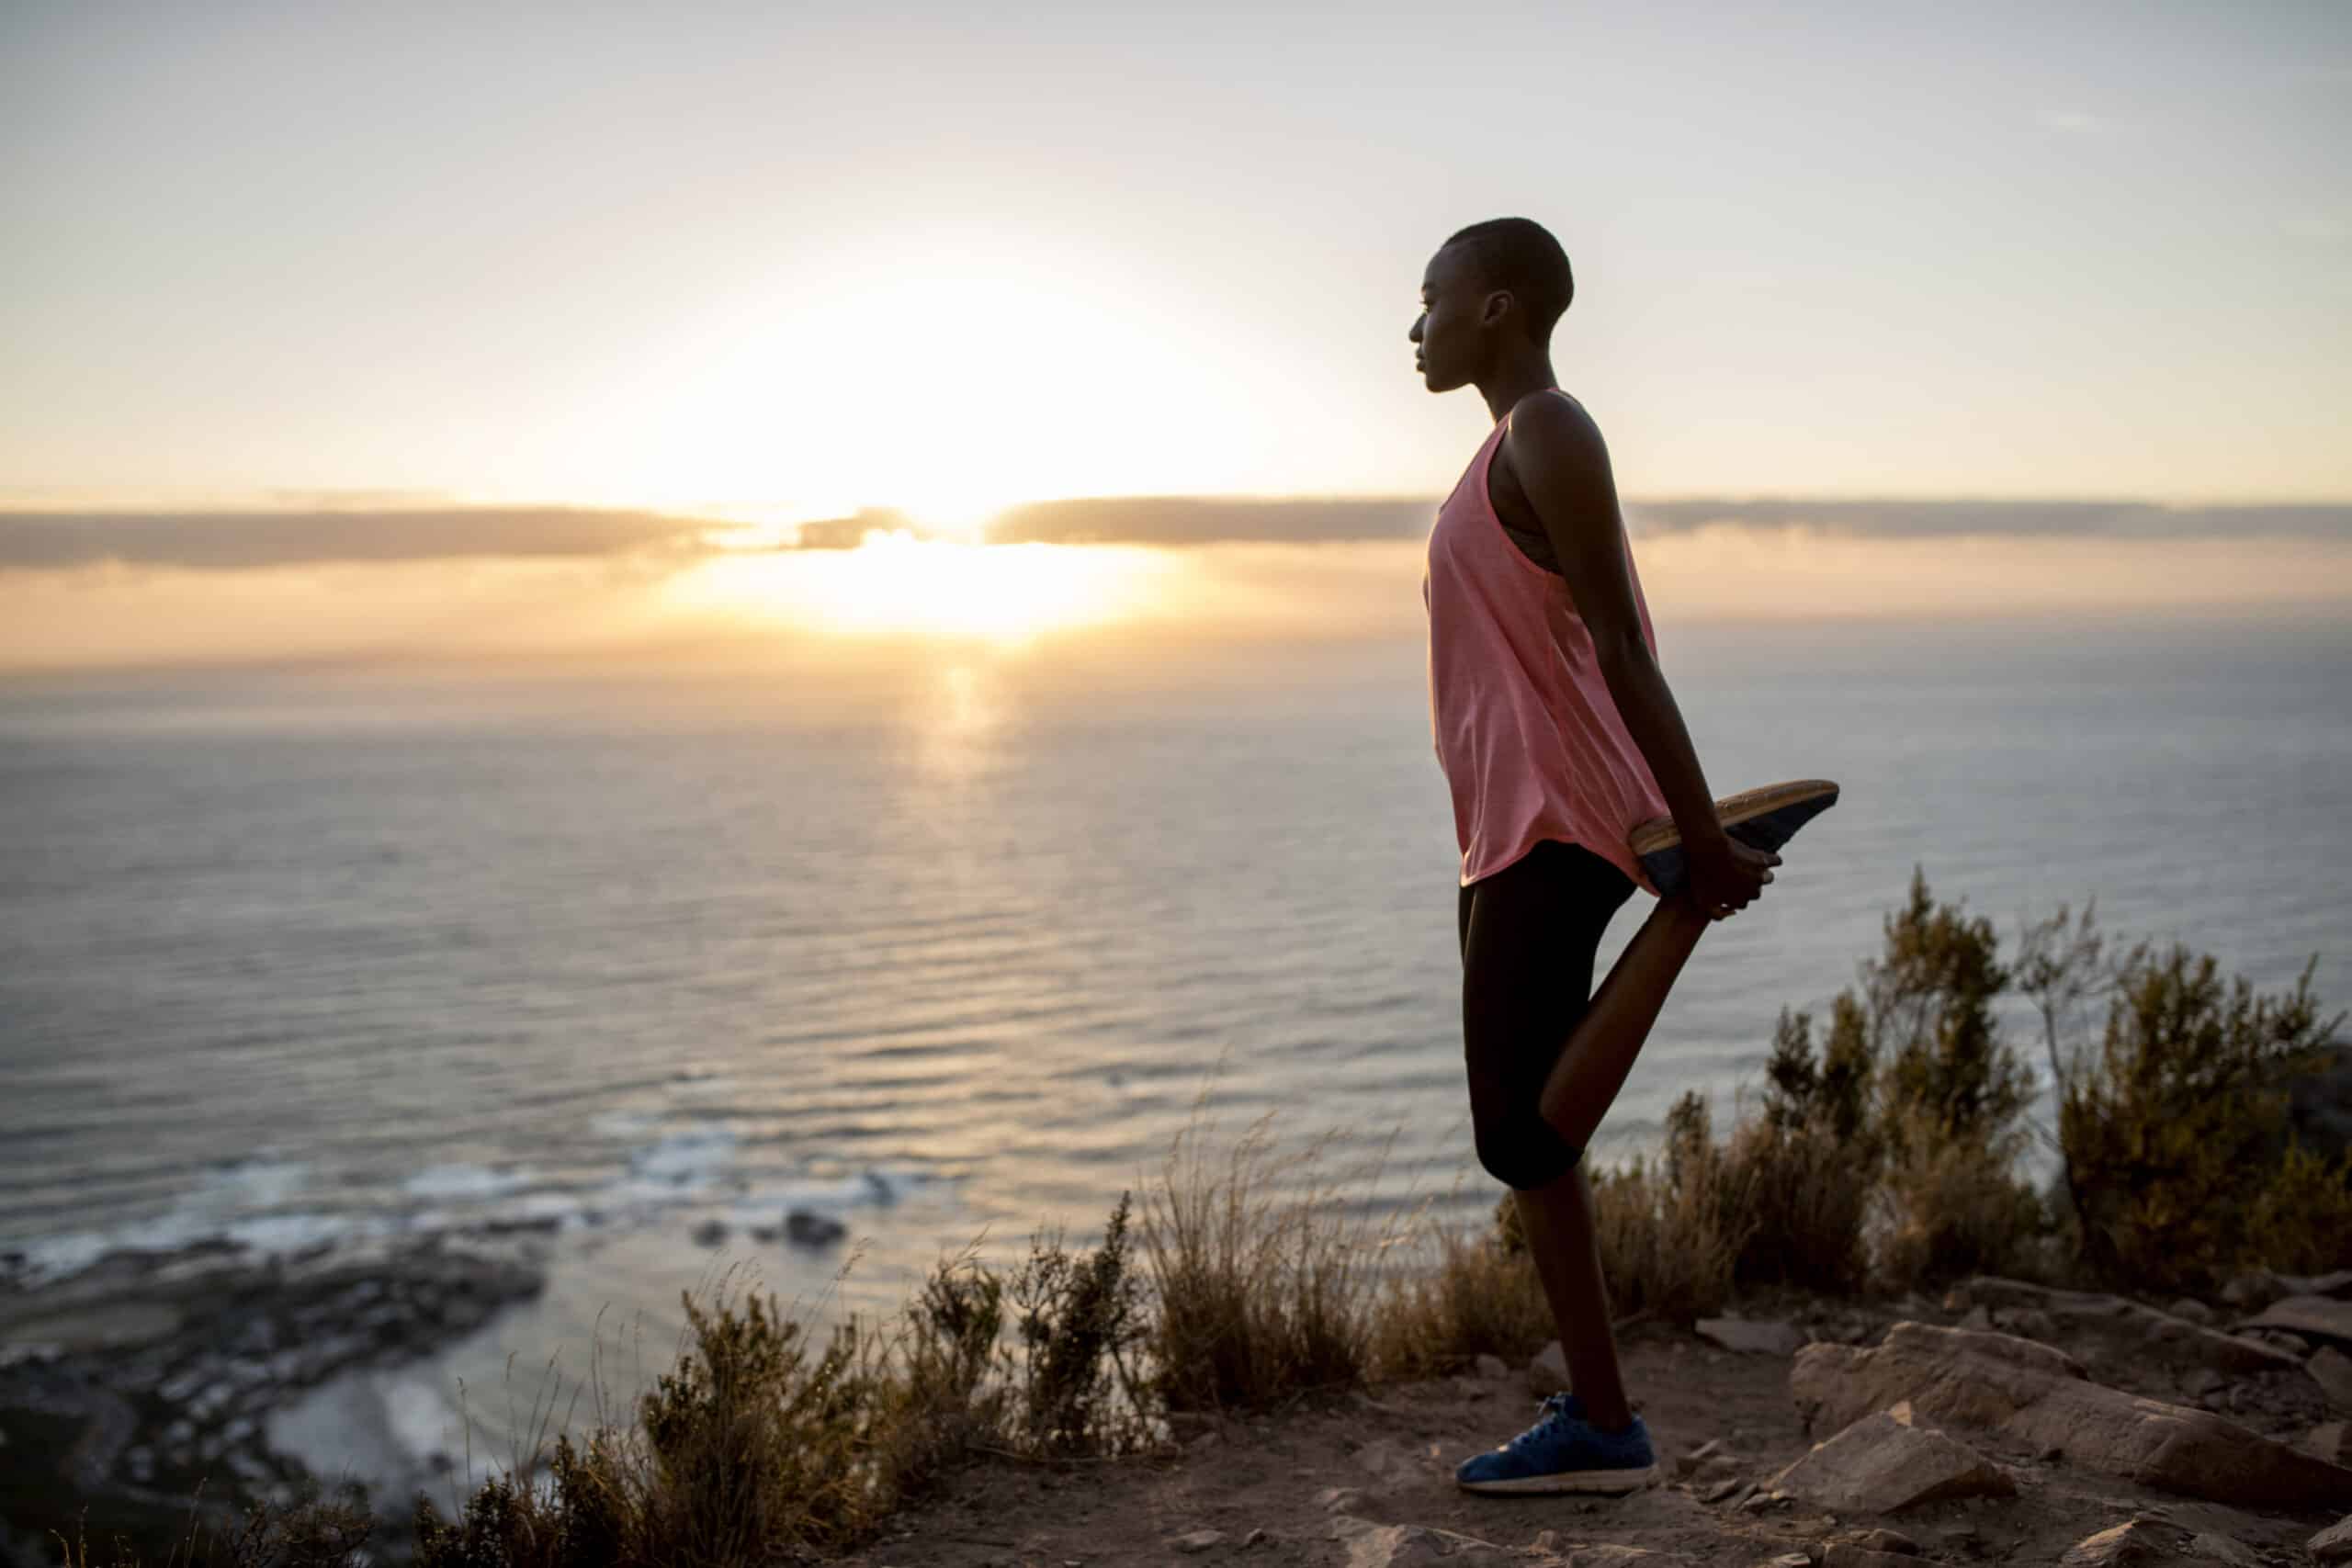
[2,497,2343,570]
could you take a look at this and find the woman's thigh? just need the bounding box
[1458,840,1635,1189]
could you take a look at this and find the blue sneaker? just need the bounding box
[1453,1393,1658,1495]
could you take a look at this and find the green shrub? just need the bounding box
[2059,944,2344,1291]
[1007,1194,1153,1455]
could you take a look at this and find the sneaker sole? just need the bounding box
[1455,1462,1659,1496]
[1629,778,1839,900]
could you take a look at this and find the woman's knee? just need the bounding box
[1473,1115,1582,1193]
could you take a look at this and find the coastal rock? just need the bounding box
[2221,1271,2286,1311]
[2314,1347,2352,1412]
[1696,1316,1805,1356]
[783,1209,845,1247]
[1328,1517,1508,1566]
[2313,1515,2352,1563]
[2058,1520,2170,1565]
[1769,1404,2014,1514]
[2246,1293,2352,1348]
[1962,1275,2300,1374]
[688,1219,729,1248]
[2304,1422,2352,1465]
[2187,1532,2261,1567]
[1789,1321,2352,1509]
[2165,1298,2213,1326]
[1527,1340,1570,1395]
[1990,1306,2057,1342]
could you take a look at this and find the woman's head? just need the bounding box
[1410,217,1574,392]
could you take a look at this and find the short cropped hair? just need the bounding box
[1442,218,1575,341]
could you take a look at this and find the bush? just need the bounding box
[1006,1196,1154,1456]
[1141,1112,1392,1411]
[1584,1093,1739,1322]
[2059,943,2346,1291]
[1367,1197,1554,1380]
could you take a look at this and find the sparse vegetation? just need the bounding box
[2055,942,2349,1291]
[82,870,2343,1566]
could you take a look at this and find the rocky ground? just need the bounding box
[834,1272,2352,1568]
[5,1257,2350,1568]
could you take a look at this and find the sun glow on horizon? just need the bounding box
[667,528,1170,644]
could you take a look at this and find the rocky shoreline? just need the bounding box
[0,1230,549,1568]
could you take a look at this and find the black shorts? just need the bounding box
[1456,839,1636,1191]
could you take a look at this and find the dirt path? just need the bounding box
[831,1322,2340,1568]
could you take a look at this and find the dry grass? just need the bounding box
[1873,1111,2049,1292]
[1719,1114,1874,1295]
[56,1485,376,1568]
[1140,1110,1405,1411]
[1365,1185,1554,1380]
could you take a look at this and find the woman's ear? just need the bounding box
[1480,289,1515,327]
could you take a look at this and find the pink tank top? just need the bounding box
[1422,399,1669,890]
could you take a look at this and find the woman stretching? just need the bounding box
[1414,216,1838,1495]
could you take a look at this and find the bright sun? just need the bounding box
[670,528,1167,644]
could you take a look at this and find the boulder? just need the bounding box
[2312,1346,2352,1412]
[1170,1529,1227,1553]
[1962,1276,2299,1374]
[2246,1294,2352,1348]
[1527,1340,1570,1395]
[2186,1532,2260,1567]
[1769,1404,2014,1515]
[1472,1352,1509,1380]
[1696,1316,1805,1356]
[2290,1269,2352,1299]
[1991,1306,2057,1341]
[2313,1515,2352,1564]
[2059,1521,2171,1565]
[1789,1321,2352,1510]
[1328,1517,1509,1567]
[783,1209,845,1247]
[2307,1422,2352,1466]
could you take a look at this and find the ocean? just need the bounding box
[3,609,2347,1482]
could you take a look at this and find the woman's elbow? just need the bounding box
[1590,624,1653,679]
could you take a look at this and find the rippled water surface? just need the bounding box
[4,614,2347,1467]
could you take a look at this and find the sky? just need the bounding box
[4,2,2349,670]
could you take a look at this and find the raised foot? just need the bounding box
[1629,778,1840,900]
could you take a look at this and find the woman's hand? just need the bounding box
[1685,832,1778,920]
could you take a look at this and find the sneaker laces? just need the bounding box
[1511,1393,1580,1450]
